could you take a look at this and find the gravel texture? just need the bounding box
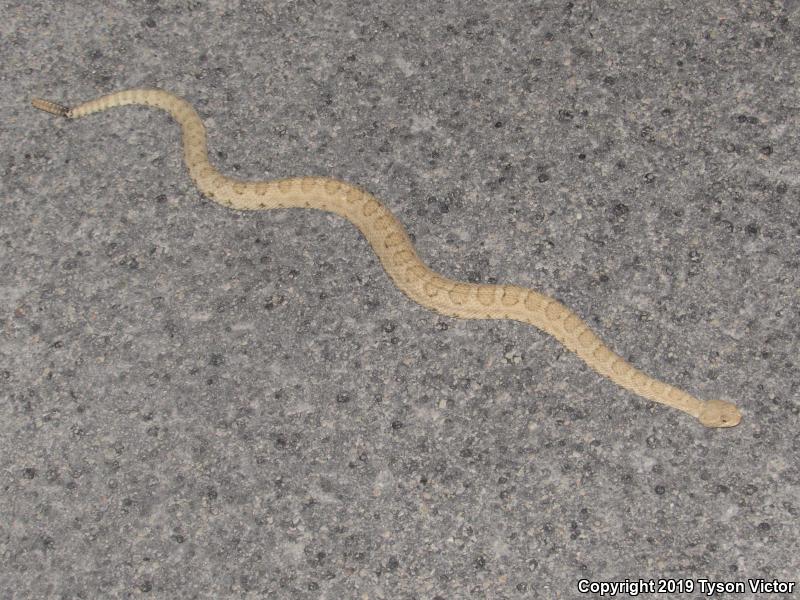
[2,1,799,598]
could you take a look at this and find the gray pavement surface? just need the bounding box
[2,1,799,598]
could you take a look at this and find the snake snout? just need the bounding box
[698,399,742,428]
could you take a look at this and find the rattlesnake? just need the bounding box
[31,88,742,428]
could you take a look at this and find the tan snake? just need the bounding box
[31,88,741,428]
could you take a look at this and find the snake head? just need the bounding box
[697,399,742,428]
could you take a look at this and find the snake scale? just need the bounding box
[31,88,741,428]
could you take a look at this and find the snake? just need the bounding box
[31,88,742,428]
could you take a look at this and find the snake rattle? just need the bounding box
[31,89,742,428]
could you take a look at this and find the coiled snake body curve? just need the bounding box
[32,89,741,428]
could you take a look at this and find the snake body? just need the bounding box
[31,89,741,428]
